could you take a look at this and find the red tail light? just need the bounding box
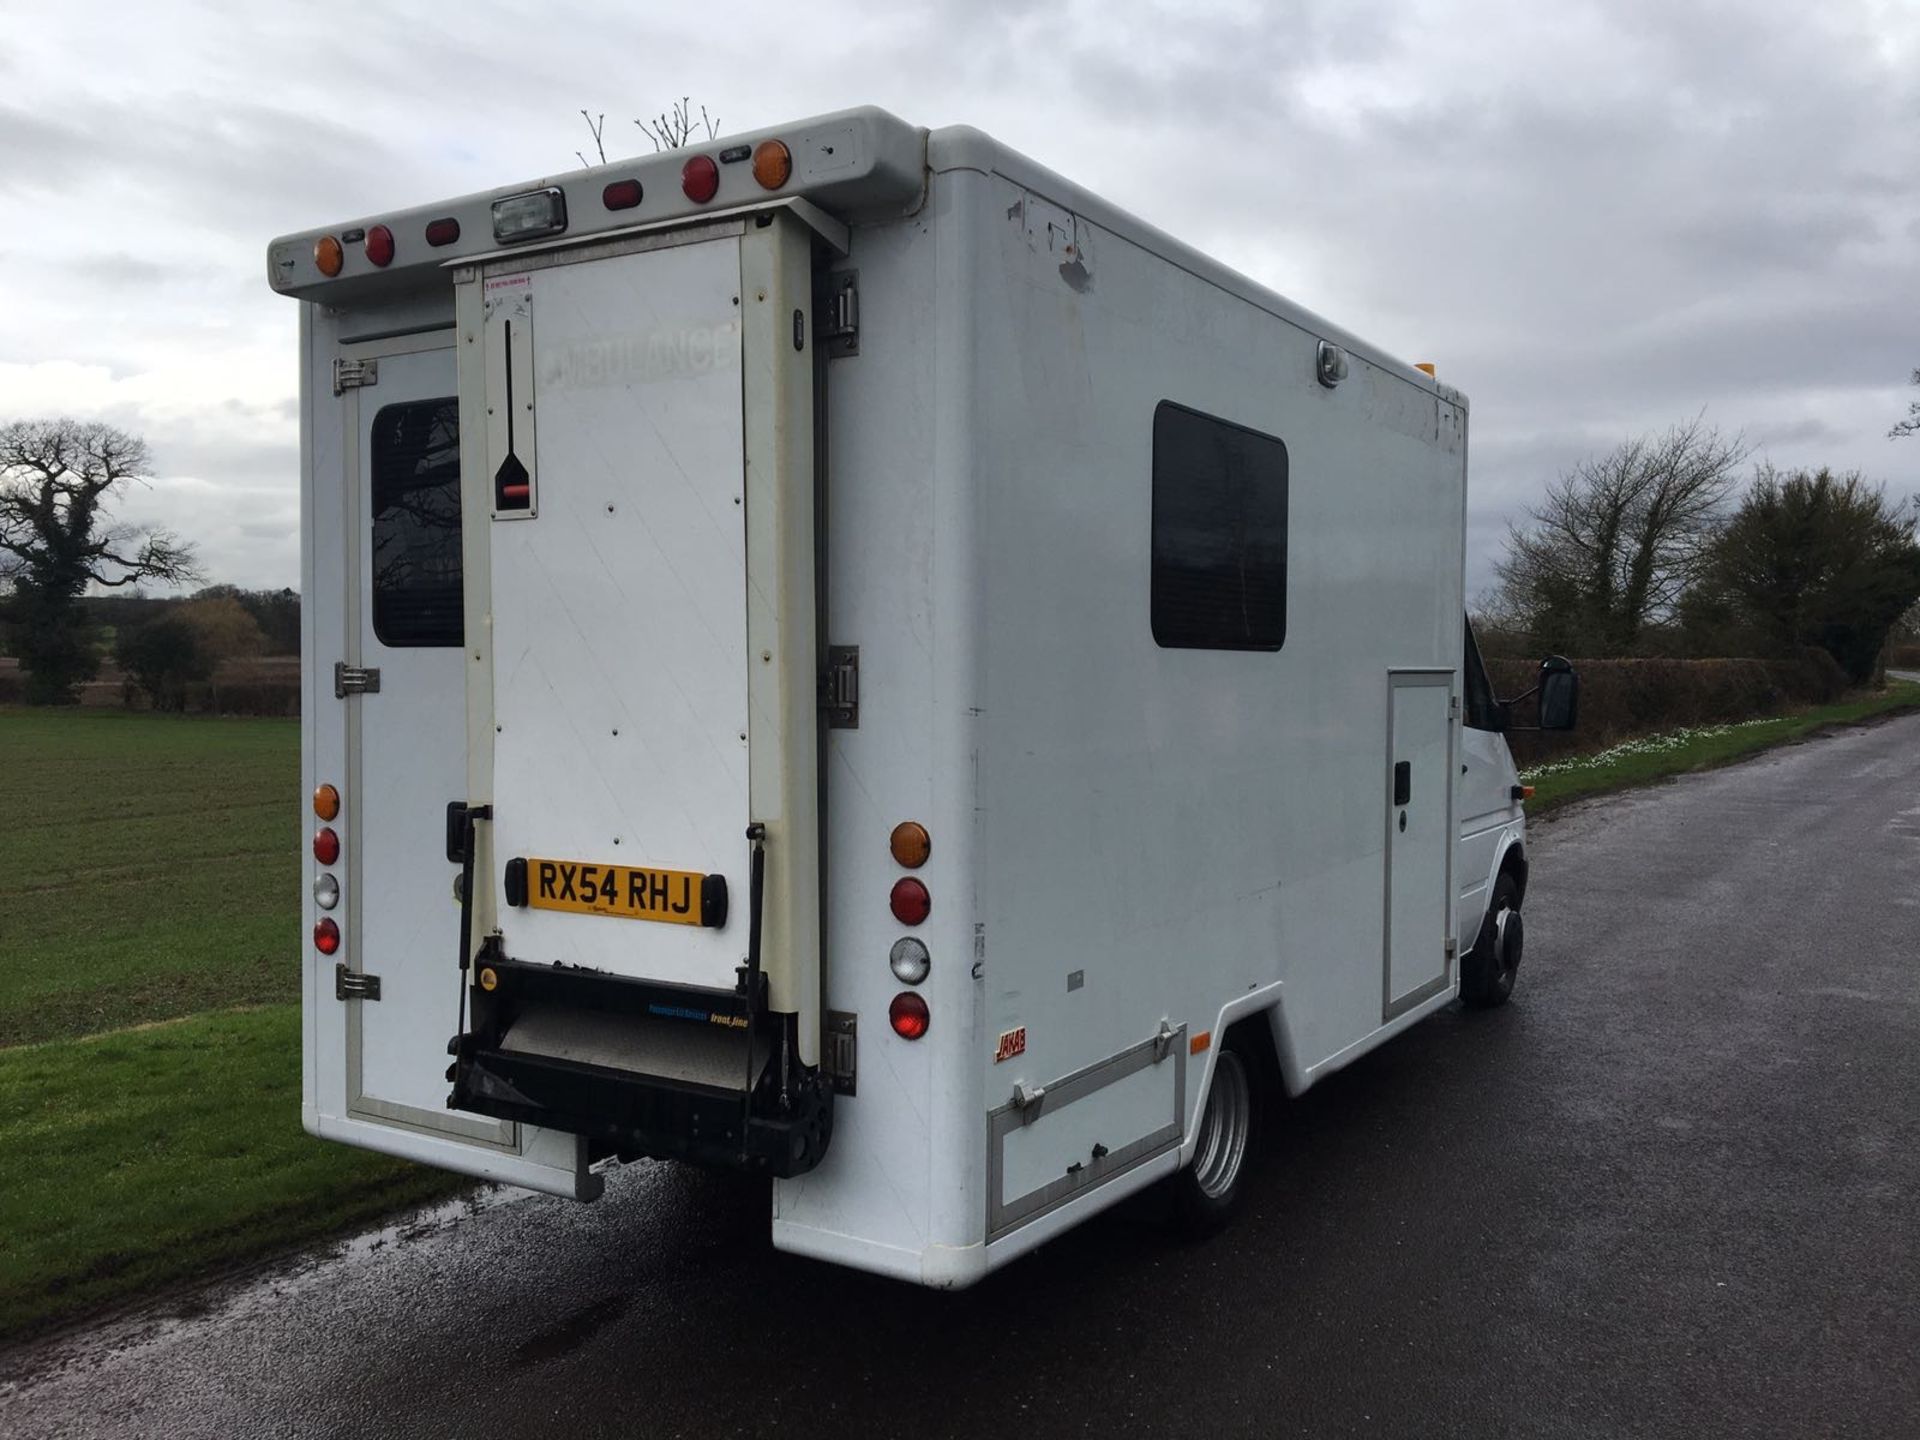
[602,179,643,211]
[424,217,461,247]
[889,991,930,1040]
[889,877,930,925]
[313,827,340,865]
[681,154,719,203]
[314,917,340,955]
[364,225,395,267]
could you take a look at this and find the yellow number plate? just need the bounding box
[526,857,711,927]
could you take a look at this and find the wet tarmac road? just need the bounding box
[5,716,1918,1438]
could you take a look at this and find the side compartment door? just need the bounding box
[329,334,593,1196]
[1384,669,1456,1019]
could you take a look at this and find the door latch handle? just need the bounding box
[1393,760,1412,806]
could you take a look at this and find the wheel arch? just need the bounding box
[1184,984,1290,1167]
[1498,838,1529,908]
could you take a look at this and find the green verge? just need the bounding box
[0,1006,466,1342]
[1524,681,1920,814]
[0,707,299,1047]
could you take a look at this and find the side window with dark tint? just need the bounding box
[1150,401,1289,651]
[1463,618,1500,730]
[370,399,463,647]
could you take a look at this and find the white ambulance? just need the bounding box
[269,107,1576,1287]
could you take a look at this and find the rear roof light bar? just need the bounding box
[266,107,923,299]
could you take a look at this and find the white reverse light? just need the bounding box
[491,188,568,245]
[889,937,930,985]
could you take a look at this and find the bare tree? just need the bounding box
[636,96,717,152]
[0,418,202,702]
[1493,416,1748,654]
[1891,368,1920,439]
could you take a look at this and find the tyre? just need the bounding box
[1170,1031,1261,1234]
[1461,871,1523,1008]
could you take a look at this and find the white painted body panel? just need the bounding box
[301,307,597,1200]
[287,107,1526,1285]
[486,239,750,988]
[1458,719,1526,941]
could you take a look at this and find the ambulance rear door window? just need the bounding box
[370,398,463,647]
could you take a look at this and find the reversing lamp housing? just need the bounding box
[492,188,568,245]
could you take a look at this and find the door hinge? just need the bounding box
[818,270,859,358]
[1449,694,1461,717]
[826,1011,858,1096]
[820,645,859,728]
[335,964,381,1001]
[332,357,379,394]
[334,662,381,697]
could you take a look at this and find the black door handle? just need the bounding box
[1393,761,1411,806]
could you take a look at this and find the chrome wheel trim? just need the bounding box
[1192,1050,1251,1200]
[1494,904,1521,978]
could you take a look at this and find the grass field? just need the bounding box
[0,708,462,1341]
[1524,681,1920,812]
[0,709,299,1047]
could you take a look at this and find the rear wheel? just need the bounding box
[1461,871,1523,1008]
[1171,1032,1260,1233]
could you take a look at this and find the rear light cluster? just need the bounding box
[887,821,931,1038]
[312,784,341,956]
[310,133,797,279]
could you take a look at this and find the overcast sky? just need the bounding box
[4,0,1916,600]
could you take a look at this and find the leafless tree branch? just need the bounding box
[636,96,717,153]
[1891,368,1920,440]
[576,109,606,169]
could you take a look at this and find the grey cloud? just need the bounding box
[63,254,192,287]
[0,106,91,186]
[8,0,1919,596]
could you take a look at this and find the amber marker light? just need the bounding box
[751,139,792,190]
[314,235,344,277]
[1190,1030,1212,1055]
[313,783,340,821]
[889,820,931,868]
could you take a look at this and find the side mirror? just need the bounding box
[1538,655,1578,731]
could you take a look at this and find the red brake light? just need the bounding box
[888,991,930,1040]
[314,917,340,955]
[424,217,460,247]
[602,179,643,211]
[364,225,395,267]
[681,154,719,204]
[889,877,930,926]
[313,827,340,866]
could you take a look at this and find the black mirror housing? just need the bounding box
[1538,655,1578,731]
